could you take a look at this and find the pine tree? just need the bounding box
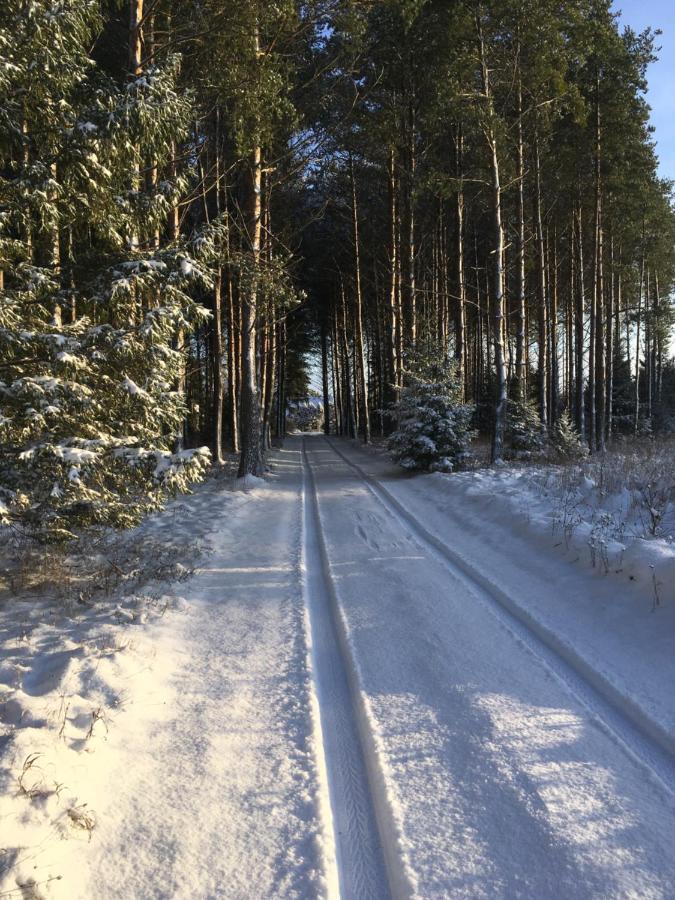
[0,1,211,539]
[388,350,475,472]
[551,410,588,460]
[506,398,548,458]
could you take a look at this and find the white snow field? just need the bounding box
[2,434,675,899]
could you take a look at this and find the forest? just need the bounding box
[3,4,675,896]
[1,0,674,539]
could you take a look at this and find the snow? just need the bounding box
[55,352,82,367]
[234,473,267,491]
[0,461,327,899]
[54,446,97,465]
[1,436,674,898]
[121,376,147,397]
[343,440,675,748]
[308,437,675,897]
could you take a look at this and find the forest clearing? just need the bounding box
[1,1,674,898]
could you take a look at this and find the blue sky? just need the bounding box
[613,0,675,182]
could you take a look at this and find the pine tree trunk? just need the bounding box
[211,268,224,462]
[634,255,644,435]
[321,322,331,435]
[550,227,559,424]
[350,156,370,443]
[593,93,606,452]
[340,281,356,438]
[654,271,663,405]
[454,127,467,401]
[478,20,507,461]
[489,139,507,462]
[515,93,527,402]
[574,206,586,441]
[275,318,286,440]
[386,148,399,407]
[237,133,263,477]
[607,234,615,440]
[402,97,416,347]
[567,217,575,414]
[225,211,239,453]
[534,138,548,426]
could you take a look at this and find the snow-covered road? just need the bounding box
[40,434,675,899]
[78,448,328,899]
[304,435,675,898]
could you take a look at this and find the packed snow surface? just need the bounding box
[1,435,674,898]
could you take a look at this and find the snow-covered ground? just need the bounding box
[346,439,675,752]
[0,461,327,899]
[1,435,674,898]
[310,437,675,898]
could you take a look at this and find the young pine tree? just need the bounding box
[388,350,475,472]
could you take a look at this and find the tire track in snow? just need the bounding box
[323,435,675,801]
[301,439,401,900]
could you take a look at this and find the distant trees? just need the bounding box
[301,0,675,459]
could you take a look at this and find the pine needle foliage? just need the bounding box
[506,398,548,458]
[388,351,475,473]
[0,1,211,540]
[551,411,589,460]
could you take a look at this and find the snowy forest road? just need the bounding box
[301,434,675,899]
[70,436,675,900]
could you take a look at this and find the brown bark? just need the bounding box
[515,80,527,401]
[574,206,586,441]
[237,125,263,476]
[478,18,507,461]
[454,127,467,401]
[534,138,548,426]
[350,156,370,443]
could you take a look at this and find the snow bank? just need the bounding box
[433,450,674,605]
[0,591,187,898]
[0,479,220,897]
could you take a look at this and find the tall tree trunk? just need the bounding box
[275,318,287,440]
[350,156,371,443]
[607,233,615,440]
[593,91,606,452]
[454,126,467,401]
[634,255,644,435]
[340,281,356,438]
[534,137,548,426]
[331,314,342,434]
[386,148,399,408]
[211,269,224,462]
[478,18,507,462]
[321,321,331,435]
[550,226,559,423]
[210,112,224,463]
[237,120,263,477]
[515,78,527,401]
[574,206,586,441]
[654,271,663,406]
[567,217,575,414]
[129,0,143,254]
[402,94,417,347]
[224,207,239,453]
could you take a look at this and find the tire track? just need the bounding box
[322,435,675,801]
[301,439,406,900]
